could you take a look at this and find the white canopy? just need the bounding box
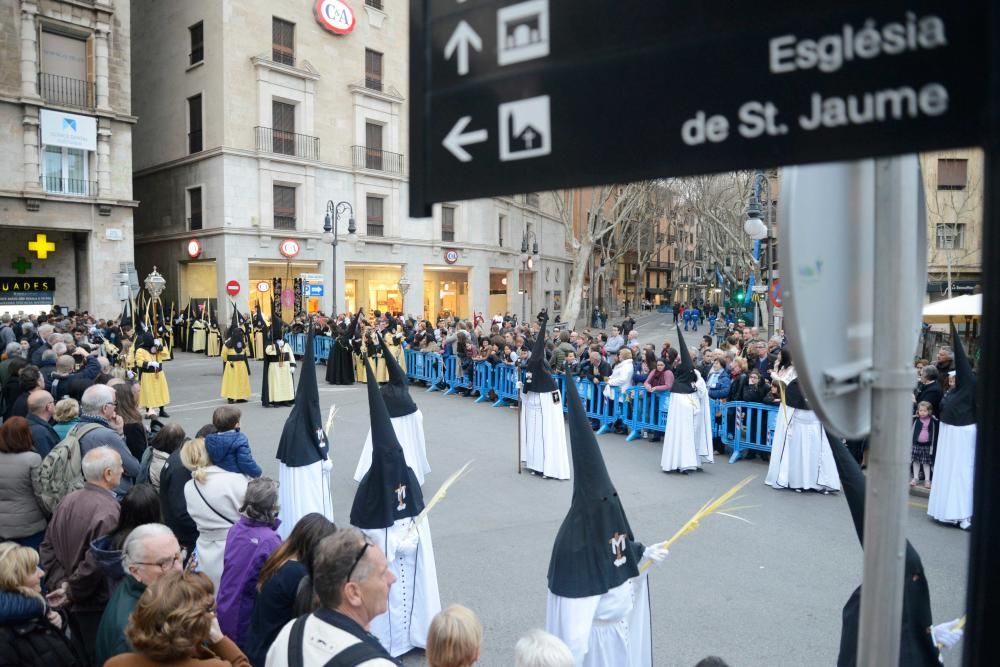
[921,293,982,324]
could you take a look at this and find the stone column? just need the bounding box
[20,2,39,99]
[401,261,423,320]
[468,261,489,321]
[96,119,111,196]
[22,109,41,191]
[94,24,110,111]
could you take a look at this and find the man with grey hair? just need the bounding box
[217,477,282,646]
[0,341,24,386]
[29,328,59,365]
[0,313,15,347]
[40,446,123,663]
[77,383,140,497]
[514,629,575,667]
[95,523,183,664]
[266,527,399,666]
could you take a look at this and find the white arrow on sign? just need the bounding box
[444,20,482,76]
[443,116,488,162]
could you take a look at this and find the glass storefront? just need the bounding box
[345,265,403,315]
[424,268,469,321]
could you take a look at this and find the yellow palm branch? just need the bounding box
[640,475,756,572]
[409,461,473,535]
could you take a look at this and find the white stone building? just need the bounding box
[130,0,569,322]
[0,0,136,315]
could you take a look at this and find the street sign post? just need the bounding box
[225,280,241,296]
[410,1,989,216]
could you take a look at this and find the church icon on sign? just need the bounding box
[499,95,551,162]
[497,0,549,66]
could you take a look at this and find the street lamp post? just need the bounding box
[322,200,356,316]
[520,230,539,324]
[397,275,411,315]
[744,170,773,339]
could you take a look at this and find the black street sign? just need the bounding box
[409,0,991,217]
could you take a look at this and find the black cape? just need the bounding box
[830,438,938,666]
[938,323,976,426]
[350,358,425,529]
[548,365,644,598]
[275,323,328,468]
[326,311,359,386]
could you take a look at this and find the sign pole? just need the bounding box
[856,158,916,666]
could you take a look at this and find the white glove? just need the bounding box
[322,458,333,472]
[930,619,963,651]
[642,544,669,564]
[147,362,160,370]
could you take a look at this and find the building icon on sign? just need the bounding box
[499,95,551,162]
[497,0,549,66]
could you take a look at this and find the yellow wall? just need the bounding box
[182,262,217,301]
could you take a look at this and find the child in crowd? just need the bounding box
[204,405,262,478]
[427,604,483,667]
[911,400,938,489]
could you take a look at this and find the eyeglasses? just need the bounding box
[135,548,187,571]
[104,401,117,408]
[347,542,372,582]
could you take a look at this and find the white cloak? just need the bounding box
[660,374,713,472]
[520,389,571,480]
[353,410,431,486]
[183,467,248,592]
[765,407,841,492]
[362,517,441,658]
[277,459,335,540]
[546,575,652,667]
[927,422,976,524]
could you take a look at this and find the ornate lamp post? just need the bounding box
[397,275,411,315]
[520,230,539,323]
[322,200,357,315]
[143,266,167,331]
[744,170,773,339]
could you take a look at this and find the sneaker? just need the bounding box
[959,519,971,530]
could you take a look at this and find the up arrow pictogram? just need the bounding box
[444,20,482,76]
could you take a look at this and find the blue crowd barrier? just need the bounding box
[314,335,332,361]
[288,333,305,356]
[473,362,494,403]
[719,401,779,463]
[491,364,520,406]
[622,386,667,441]
[442,356,473,395]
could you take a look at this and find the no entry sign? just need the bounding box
[226,280,241,296]
[409,0,990,216]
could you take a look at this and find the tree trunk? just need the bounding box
[563,239,594,329]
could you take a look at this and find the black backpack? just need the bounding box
[0,617,88,667]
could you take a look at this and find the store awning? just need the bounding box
[922,293,982,324]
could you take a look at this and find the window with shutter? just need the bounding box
[367,196,384,237]
[937,158,968,190]
[442,206,455,242]
[365,122,383,170]
[272,101,296,155]
[188,95,203,153]
[189,188,203,230]
[273,185,296,230]
[272,18,295,66]
[190,22,204,64]
[365,49,383,91]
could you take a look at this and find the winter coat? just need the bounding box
[78,415,141,497]
[149,448,170,492]
[707,368,732,399]
[94,574,146,665]
[0,450,47,540]
[914,381,944,418]
[204,430,262,478]
[216,516,282,647]
[89,534,126,594]
[160,448,199,552]
[604,359,634,399]
[27,414,60,458]
[245,560,308,666]
[0,595,86,667]
[184,467,248,592]
[0,590,45,625]
[105,638,251,667]
[728,371,748,402]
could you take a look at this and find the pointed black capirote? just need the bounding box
[350,356,424,529]
[547,371,643,598]
[378,334,417,417]
[226,301,245,350]
[525,315,558,393]
[276,321,328,467]
[939,323,976,426]
[828,438,938,667]
[253,302,266,329]
[671,324,696,394]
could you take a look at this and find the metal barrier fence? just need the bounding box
[289,342,779,462]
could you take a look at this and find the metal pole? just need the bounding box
[856,157,913,666]
[331,237,337,316]
[764,176,774,340]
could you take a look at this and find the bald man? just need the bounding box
[27,389,59,456]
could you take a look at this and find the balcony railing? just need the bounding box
[352,145,403,174]
[38,72,95,109]
[273,215,296,230]
[41,176,97,196]
[254,126,320,160]
[365,77,383,92]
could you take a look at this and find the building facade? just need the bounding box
[130,0,568,322]
[0,0,136,315]
[919,148,984,301]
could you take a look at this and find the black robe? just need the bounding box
[325,336,356,385]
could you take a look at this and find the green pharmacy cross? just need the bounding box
[12,257,31,274]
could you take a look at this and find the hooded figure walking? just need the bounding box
[251,302,267,361]
[828,437,963,665]
[135,330,170,418]
[354,330,431,485]
[660,325,713,473]
[520,310,570,480]
[546,370,669,666]
[352,356,441,658]
[262,299,296,407]
[220,302,251,403]
[927,323,977,529]
[275,320,334,539]
[326,310,359,385]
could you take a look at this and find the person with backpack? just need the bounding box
[74,383,141,498]
[39,446,123,664]
[0,541,87,667]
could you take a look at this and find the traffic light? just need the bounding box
[735,289,745,302]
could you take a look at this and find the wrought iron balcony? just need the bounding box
[41,176,98,196]
[352,145,403,174]
[38,72,95,109]
[255,127,320,160]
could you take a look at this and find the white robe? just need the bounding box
[353,410,431,486]
[765,407,841,492]
[927,422,976,524]
[278,459,335,540]
[362,518,441,658]
[520,389,571,480]
[546,575,652,667]
[660,372,713,472]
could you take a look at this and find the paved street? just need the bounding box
[160,314,969,666]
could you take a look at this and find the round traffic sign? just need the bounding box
[226,280,241,296]
[770,279,782,308]
[186,239,201,258]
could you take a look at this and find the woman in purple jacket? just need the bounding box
[215,477,281,648]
